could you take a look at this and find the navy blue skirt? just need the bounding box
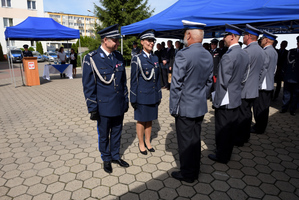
[134,103,158,122]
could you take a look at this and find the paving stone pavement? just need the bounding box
[0,62,298,200]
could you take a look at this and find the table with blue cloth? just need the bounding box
[43,64,73,80]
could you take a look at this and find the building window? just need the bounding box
[3,18,13,28]
[1,0,11,7]
[27,0,36,9]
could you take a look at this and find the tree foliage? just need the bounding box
[36,42,44,54]
[0,43,5,61]
[28,47,35,52]
[94,0,154,64]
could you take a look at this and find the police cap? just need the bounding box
[262,31,277,40]
[138,29,155,40]
[23,44,29,48]
[97,24,121,39]
[244,24,262,36]
[182,20,206,30]
[224,24,244,36]
[211,38,219,44]
[133,41,138,45]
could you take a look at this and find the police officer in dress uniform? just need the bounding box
[130,29,162,155]
[210,38,221,77]
[251,31,278,134]
[208,24,249,164]
[162,40,175,90]
[273,40,288,101]
[131,41,141,59]
[170,20,213,183]
[280,36,299,116]
[22,44,33,57]
[82,24,129,174]
[235,24,265,146]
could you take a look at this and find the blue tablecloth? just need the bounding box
[52,64,70,73]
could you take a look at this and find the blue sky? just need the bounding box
[43,0,178,16]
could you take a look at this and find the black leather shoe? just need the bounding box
[290,112,296,116]
[112,159,129,168]
[171,171,195,183]
[234,142,244,147]
[280,109,287,113]
[138,144,147,155]
[250,126,263,134]
[103,161,112,173]
[208,154,228,164]
[145,143,155,152]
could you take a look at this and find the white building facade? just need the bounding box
[0,0,45,53]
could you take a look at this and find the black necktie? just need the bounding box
[108,54,113,60]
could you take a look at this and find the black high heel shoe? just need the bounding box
[138,144,147,155]
[145,142,155,152]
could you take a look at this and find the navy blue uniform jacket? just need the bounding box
[130,51,162,104]
[82,47,129,117]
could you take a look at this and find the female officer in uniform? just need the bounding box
[130,29,162,155]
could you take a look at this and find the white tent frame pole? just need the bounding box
[6,40,13,84]
[121,36,123,55]
[79,38,82,68]
[8,38,17,87]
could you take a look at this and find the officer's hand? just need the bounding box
[124,102,129,113]
[131,103,137,110]
[90,111,99,120]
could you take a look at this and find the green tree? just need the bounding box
[94,0,154,64]
[71,43,77,53]
[0,43,5,61]
[28,47,35,52]
[36,42,44,54]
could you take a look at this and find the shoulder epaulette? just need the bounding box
[88,50,97,57]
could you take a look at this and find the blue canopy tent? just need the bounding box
[121,0,299,39]
[4,17,80,87]
[5,16,80,40]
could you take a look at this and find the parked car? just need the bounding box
[8,49,22,63]
[42,54,49,61]
[45,52,58,62]
[32,51,45,62]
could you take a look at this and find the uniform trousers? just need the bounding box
[253,90,272,133]
[97,115,124,161]
[175,115,204,179]
[161,64,169,88]
[215,107,239,161]
[282,82,299,113]
[235,98,255,145]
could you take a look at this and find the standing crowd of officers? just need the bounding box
[82,21,299,183]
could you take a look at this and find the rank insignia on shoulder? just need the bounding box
[88,51,97,56]
[143,54,147,58]
[100,53,105,58]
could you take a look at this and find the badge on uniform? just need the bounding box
[143,54,147,58]
[100,53,105,58]
[146,71,149,75]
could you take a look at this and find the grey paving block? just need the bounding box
[1,66,298,199]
